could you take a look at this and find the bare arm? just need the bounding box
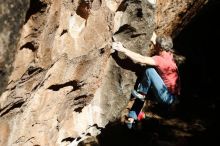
[112,42,156,66]
[150,31,157,45]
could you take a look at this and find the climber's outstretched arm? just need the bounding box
[112,42,156,66]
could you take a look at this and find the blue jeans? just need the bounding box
[137,68,175,105]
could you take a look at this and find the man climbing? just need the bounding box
[112,33,181,129]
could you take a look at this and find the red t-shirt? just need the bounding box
[152,51,180,96]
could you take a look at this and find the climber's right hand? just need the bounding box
[112,42,126,53]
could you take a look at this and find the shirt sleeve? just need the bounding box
[152,55,163,67]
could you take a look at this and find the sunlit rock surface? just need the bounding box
[0,0,207,145]
[0,0,30,94]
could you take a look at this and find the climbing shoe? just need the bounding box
[137,111,146,121]
[125,111,137,129]
[125,118,135,129]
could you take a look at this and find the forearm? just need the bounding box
[123,48,156,66]
[123,49,145,63]
[112,41,156,66]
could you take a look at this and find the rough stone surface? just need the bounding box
[156,0,207,37]
[0,0,208,145]
[0,0,30,94]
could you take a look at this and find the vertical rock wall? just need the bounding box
[0,0,30,94]
[0,0,155,145]
[0,0,207,145]
[156,0,207,36]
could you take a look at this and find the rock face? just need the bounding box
[0,0,207,145]
[0,0,30,94]
[156,0,208,37]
